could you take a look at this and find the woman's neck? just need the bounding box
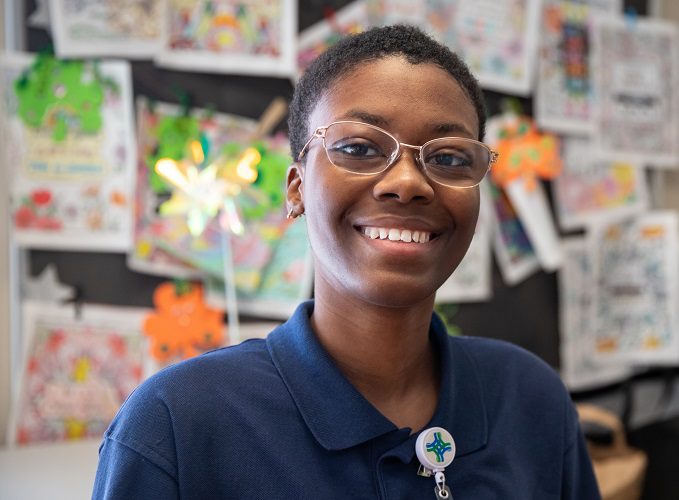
[310,289,440,431]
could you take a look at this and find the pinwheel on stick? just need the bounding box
[153,97,288,345]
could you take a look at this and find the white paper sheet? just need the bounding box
[366,0,426,26]
[559,237,630,391]
[49,0,165,58]
[366,0,541,95]
[155,0,297,78]
[590,15,679,167]
[1,53,137,251]
[486,180,541,286]
[535,0,623,134]
[505,179,563,271]
[8,302,151,446]
[452,0,541,95]
[552,135,648,231]
[297,1,369,78]
[437,184,493,303]
[590,212,679,365]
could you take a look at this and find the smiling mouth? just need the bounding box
[358,226,437,243]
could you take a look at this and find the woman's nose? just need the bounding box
[372,147,435,204]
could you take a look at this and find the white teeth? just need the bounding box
[361,226,432,243]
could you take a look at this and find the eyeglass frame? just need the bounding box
[297,120,499,188]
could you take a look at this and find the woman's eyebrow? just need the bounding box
[335,110,475,138]
[338,110,389,127]
[433,122,474,137]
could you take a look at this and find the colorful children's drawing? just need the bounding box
[297,1,368,77]
[49,0,165,58]
[367,0,540,95]
[156,0,297,77]
[9,302,148,446]
[1,52,136,251]
[591,16,679,167]
[131,100,312,318]
[204,217,314,320]
[536,0,622,134]
[591,212,679,365]
[129,99,254,278]
[485,180,540,286]
[366,0,425,26]
[558,237,630,391]
[451,0,542,95]
[552,136,648,231]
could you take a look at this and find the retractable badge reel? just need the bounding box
[416,427,456,500]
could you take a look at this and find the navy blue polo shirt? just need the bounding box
[93,301,600,499]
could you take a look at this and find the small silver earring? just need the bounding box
[287,207,305,219]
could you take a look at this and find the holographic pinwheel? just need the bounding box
[153,98,289,345]
[154,137,264,346]
[155,140,260,237]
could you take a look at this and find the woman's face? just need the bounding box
[290,56,481,308]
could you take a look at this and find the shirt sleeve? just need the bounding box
[561,410,602,500]
[92,436,179,500]
[91,373,180,500]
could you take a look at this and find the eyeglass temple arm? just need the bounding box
[297,127,328,161]
[489,150,499,165]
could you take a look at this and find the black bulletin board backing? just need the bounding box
[24,0,649,371]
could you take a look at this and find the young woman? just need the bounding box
[93,25,600,499]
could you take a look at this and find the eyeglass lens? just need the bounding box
[323,122,490,187]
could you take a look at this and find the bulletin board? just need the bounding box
[19,0,653,377]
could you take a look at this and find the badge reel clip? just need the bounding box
[416,427,456,500]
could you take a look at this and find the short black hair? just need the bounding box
[288,24,487,162]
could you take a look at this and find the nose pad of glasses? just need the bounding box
[387,149,401,167]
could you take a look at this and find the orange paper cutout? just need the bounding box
[491,117,562,191]
[143,282,225,362]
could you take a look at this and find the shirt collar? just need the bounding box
[266,301,487,455]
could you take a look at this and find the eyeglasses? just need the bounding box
[298,120,498,188]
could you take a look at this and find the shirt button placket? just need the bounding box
[375,455,389,500]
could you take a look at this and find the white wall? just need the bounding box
[0,0,11,447]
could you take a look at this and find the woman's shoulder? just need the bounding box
[449,335,566,394]
[447,336,576,439]
[165,337,271,373]
[105,338,282,441]
[138,338,275,398]
[113,339,276,421]
[451,335,549,361]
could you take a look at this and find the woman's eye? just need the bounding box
[330,140,383,158]
[426,150,473,168]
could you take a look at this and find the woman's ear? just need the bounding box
[286,164,305,218]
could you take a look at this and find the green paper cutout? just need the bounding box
[238,142,291,220]
[14,53,117,142]
[145,114,202,193]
